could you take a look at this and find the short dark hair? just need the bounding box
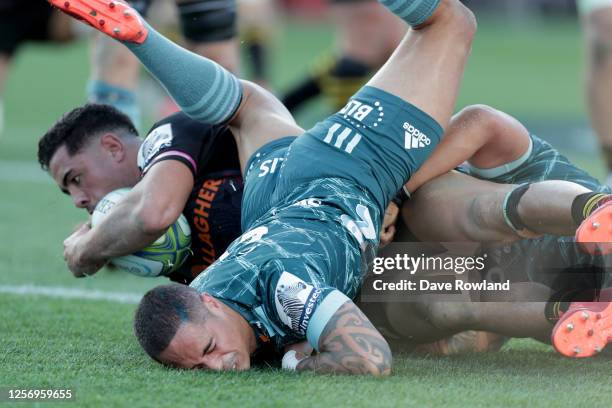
[134,284,205,362]
[38,103,138,170]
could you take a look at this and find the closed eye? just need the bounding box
[203,339,213,356]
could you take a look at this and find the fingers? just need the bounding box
[379,224,396,248]
[62,224,100,278]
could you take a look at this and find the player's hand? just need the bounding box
[380,202,400,248]
[282,341,313,370]
[63,223,106,278]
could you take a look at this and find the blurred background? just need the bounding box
[0,0,602,291]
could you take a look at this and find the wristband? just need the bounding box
[281,350,305,371]
[392,186,411,207]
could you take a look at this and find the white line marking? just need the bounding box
[0,284,141,304]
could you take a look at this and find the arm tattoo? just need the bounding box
[297,301,392,376]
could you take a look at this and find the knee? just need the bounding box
[455,104,500,132]
[464,191,515,241]
[457,104,496,119]
[456,1,478,40]
[440,0,478,44]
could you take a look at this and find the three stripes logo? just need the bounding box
[324,123,362,154]
[403,122,431,150]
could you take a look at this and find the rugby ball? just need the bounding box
[91,188,192,277]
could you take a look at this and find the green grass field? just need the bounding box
[1,16,611,408]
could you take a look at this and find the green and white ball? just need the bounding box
[91,188,192,277]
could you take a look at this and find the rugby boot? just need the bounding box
[576,201,612,255]
[552,300,612,358]
[47,0,147,44]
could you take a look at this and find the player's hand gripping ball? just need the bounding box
[91,188,192,277]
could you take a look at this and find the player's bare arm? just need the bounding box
[296,301,392,376]
[63,160,194,277]
[405,104,531,194]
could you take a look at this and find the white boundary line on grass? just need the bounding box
[0,284,141,304]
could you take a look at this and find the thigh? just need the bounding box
[404,171,516,242]
[366,0,475,128]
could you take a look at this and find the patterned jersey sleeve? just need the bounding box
[260,267,351,351]
[137,111,238,177]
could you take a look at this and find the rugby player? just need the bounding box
[50,0,477,375]
[39,105,248,284]
[49,0,612,373]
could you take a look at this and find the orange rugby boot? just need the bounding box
[47,0,147,44]
[552,301,612,358]
[575,201,612,255]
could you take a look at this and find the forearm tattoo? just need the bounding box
[297,301,392,375]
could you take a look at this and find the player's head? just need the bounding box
[134,284,254,371]
[38,104,142,214]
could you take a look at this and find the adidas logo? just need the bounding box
[404,122,431,149]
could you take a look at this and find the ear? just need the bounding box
[200,293,222,310]
[99,133,126,163]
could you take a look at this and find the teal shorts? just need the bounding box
[243,86,443,230]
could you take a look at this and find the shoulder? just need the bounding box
[138,112,234,175]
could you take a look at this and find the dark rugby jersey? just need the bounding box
[137,112,243,284]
